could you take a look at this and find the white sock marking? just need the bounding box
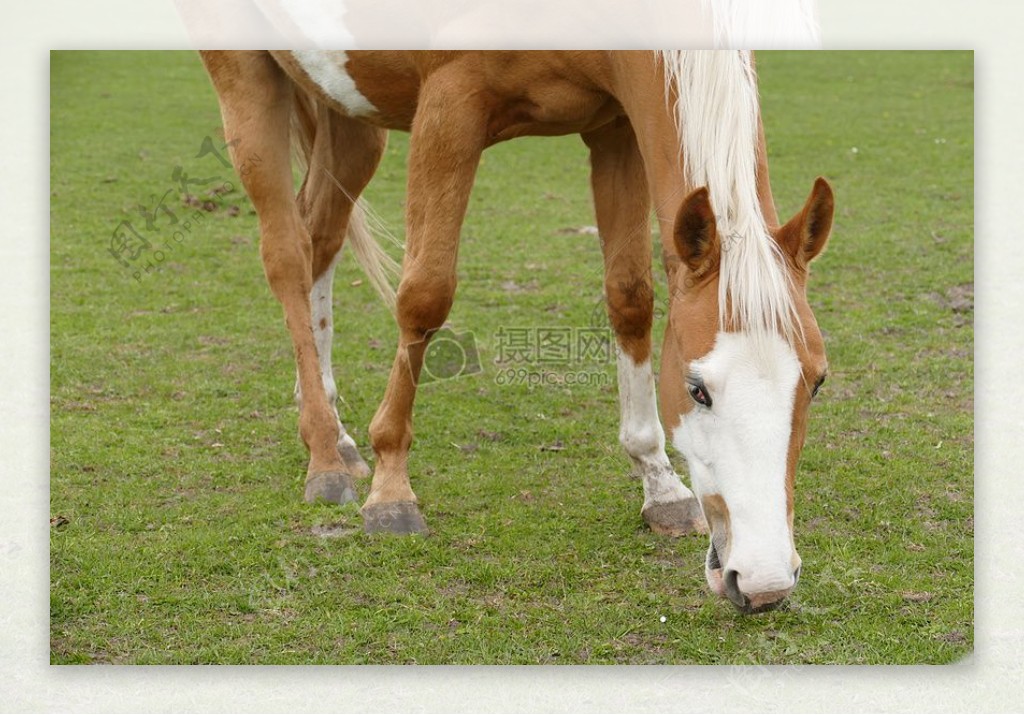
[296,253,355,448]
[616,349,695,508]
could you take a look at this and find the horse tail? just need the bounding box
[290,88,399,314]
[344,200,399,313]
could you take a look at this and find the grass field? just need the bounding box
[50,51,973,664]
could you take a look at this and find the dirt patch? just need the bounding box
[925,283,973,325]
[309,523,359,539]
[944,283,974,313]
[500,279,540,294]
[935,630,967,645]
[901,591,934,603]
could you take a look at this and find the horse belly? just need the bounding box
[272,50,419,130]
[480,53,621,141]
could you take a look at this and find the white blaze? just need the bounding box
[671,331,801,595]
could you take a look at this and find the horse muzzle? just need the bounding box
[706,541,801,614]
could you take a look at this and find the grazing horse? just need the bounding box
[200,50,833,613]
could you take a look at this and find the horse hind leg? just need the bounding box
[582,120,707,537]
[294,104,389,483]
[201,50,356,505]
[299,243,370,479]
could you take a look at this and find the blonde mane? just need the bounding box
[657,50,801,348]
[698,0,821,49]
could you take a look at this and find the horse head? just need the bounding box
[661,178,834,612]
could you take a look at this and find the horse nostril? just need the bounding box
[722,568,795,614]
[723,569,747,610]
[793,565,801,585]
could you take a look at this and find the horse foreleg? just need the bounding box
[201,51,355,504]
[364,68,487,535]
[583,120,707,537]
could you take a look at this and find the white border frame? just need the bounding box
[8,0,1007,710]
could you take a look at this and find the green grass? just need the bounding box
[50,51,973,664]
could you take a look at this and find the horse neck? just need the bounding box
[610,51,797,344]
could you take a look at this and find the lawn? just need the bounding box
[50,51,973,664]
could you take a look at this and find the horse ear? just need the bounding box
[673,187,720,275]
[779,177,834,267]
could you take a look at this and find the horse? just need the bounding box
[199,50,834,613]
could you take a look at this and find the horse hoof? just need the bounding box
[338,439,372,479]
[304,471,358,505]
[642,499,708,537]
[361,501,429,535]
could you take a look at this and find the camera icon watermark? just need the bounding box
[421,327,483,384]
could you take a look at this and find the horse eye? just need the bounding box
[688,381,712,408]
[812,375,826,398]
